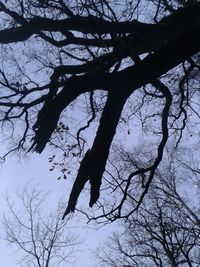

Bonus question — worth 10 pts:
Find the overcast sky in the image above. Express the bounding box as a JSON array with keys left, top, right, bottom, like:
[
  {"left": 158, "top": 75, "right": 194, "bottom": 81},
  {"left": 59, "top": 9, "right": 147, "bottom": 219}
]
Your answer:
[{"left": 0, "top": 150, "right": 118, "bottom": 267}]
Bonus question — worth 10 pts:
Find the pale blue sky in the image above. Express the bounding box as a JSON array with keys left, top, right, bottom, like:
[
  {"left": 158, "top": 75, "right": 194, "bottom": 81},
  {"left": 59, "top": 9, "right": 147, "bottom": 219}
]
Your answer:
[{"left": 0, "top": 151, "right": 117, "bottom": 267}]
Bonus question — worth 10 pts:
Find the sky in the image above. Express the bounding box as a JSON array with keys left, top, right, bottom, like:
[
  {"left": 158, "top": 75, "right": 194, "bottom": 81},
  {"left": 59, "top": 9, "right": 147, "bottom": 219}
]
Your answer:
[
  {"left": 0, "top": 150, "right": 118, "bottom": 267},
  {"left": 1, "top": 2, "right": 198, "bottom": 266}
]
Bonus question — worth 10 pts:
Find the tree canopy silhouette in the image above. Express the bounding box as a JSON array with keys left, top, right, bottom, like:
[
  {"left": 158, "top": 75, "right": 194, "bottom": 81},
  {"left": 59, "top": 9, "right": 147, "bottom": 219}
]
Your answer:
[
  {"left": 96, "top": 159, "right": 200, "bottom": 266},
  {"left": 0, "top": 0, "right": 200, "bottom": 218}
]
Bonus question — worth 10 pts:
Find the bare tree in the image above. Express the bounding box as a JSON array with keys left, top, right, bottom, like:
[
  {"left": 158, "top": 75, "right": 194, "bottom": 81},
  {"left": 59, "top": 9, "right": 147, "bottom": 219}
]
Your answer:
[
  {"left": 1, "top": 184, "right": 82, "bottom": 267},
  {"left": 96, "top": 158, "right": 200, "bottom": 266},
  {"left": 0, "top": 0, "right": 199, "bottom": 217}
]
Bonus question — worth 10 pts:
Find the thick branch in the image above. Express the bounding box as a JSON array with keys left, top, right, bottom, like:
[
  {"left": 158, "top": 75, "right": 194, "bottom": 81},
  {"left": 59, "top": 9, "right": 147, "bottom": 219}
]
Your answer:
[
  {"left": 63, "top": 89, "right": 130, "bottom": 217},
  {"left": 31, "top": 12, "right": 200, "bottom": 153},
  {"left": 0, "top": 15, "right": 152, "bottom": 43}
]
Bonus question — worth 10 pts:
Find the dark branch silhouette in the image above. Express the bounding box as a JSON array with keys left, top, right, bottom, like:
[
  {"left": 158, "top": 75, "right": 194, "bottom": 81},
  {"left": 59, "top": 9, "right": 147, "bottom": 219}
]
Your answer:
[{"left": 0, "top": 1, "right": 199, "bottom": 218}]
